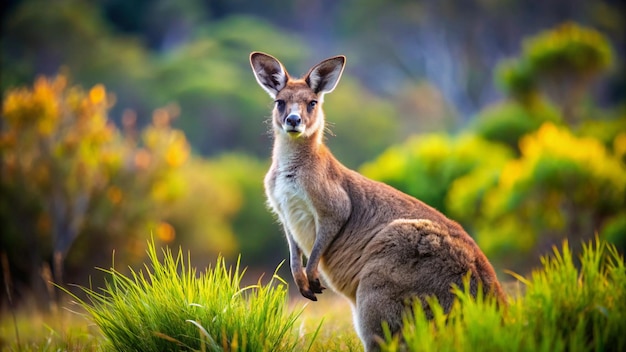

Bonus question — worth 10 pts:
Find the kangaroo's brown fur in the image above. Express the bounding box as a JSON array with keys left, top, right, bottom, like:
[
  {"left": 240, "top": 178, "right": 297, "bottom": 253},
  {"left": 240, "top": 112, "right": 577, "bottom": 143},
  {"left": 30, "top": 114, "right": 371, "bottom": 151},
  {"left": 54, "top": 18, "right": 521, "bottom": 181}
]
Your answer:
[{"left": 250, "top": 52, "right": 506, "bottom": 351}]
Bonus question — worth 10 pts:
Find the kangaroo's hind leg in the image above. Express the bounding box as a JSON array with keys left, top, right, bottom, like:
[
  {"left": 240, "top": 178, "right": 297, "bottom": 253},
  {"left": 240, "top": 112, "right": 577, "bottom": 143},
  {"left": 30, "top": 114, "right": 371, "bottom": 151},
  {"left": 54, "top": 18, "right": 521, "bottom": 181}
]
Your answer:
[
  {"left": 354, "top": 219, "right": 475, "bottom": 351},
  {"left": 354, "top": 273, "right": 409, "bottom": 352}
]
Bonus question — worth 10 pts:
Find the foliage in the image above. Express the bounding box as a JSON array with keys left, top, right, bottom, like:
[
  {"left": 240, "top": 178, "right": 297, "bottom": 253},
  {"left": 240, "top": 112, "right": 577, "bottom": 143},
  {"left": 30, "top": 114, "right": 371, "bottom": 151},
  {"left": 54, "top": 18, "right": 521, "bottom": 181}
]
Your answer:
[
  {"left": 471, "top": 99, "right": 561, "bottom": 152},
  {"left": 467, "top": 123, "right": 626, "bottom": 269},
  {"left": 2, "top": 74, "right": 118, "bottom": 281},
  {"left": 0, "top": 75, "right": 238, "bottom": 302},
  {"left": 324, "top": 79, "right": 401, "bottom": 168},
  {"left": 361, "top": 133, "right": 513, "bottom": 217},
  {"left": 577, "top": 113, "right": 626, "bottom": 149},
  {"left": 63, "top": 239, "right": 305, "bottom": 352},
  {"left": 381, "top": 238, "right": 626, "bottom": 352},
  {"left": 151, "top": 15, "right": 310, "bottom": 156},
  {"left": 496, "top": 23, "right": 614, "bottom": 123},
  {"left": 497, "top": 22, "right": 613, "bottom": 97},
  {"left": 524, "top": 22, "right": 613, "bottom": 76}
]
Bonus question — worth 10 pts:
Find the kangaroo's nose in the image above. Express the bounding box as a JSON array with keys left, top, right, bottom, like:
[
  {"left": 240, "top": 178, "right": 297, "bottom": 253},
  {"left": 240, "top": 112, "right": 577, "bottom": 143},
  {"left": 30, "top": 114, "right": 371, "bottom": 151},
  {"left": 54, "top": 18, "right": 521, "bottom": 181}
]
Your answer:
[{"left": 285, "top": 114, "right": 301, "bottom": 128}]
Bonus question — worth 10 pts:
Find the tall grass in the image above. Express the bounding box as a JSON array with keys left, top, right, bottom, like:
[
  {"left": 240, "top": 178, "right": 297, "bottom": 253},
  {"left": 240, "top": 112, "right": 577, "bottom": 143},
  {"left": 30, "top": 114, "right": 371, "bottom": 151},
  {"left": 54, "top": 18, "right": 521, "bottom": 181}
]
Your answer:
[
  {"left": 23, "top": 237, "right": 624, "bottom": 351},
  {"left": 380, "top": 238, "right": 626, "bottom": 352},
  {"left": 62, "top": 240, "right": 306, "bottom": 351}
]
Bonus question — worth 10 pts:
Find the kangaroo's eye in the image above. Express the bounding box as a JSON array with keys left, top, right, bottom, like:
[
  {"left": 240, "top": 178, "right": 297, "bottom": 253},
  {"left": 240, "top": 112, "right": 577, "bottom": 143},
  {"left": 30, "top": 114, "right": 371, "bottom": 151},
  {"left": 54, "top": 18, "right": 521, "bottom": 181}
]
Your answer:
[
  {"left": 275, "top": 100, "right": 286, "bottom": 111},
  {"left": 307, "top": 100, "right": 317, "bottom": 112}
]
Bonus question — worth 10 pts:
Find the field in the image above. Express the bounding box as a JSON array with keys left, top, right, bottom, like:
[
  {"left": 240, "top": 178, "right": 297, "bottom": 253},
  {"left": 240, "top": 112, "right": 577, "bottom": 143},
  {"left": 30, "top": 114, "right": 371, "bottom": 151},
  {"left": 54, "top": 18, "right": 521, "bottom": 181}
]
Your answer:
[{"left": 1, "top": 238, "right": 624, "bottom": 352}]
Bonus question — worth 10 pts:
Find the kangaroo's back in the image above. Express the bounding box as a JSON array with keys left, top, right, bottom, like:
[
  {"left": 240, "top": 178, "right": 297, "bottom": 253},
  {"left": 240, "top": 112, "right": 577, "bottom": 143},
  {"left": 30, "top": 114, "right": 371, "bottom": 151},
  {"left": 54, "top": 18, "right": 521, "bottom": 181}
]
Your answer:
[{"left": 250, "top": 52, "right": 505, "bottom": 352}]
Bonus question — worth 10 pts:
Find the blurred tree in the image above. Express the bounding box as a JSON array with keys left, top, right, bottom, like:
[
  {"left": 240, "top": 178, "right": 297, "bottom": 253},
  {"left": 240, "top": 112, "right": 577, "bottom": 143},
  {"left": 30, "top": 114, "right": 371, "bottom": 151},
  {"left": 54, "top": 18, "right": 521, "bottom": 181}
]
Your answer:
[
  {"left": 149, "top": 15, "right": 402, "bottom": 167},
  {"left": 471, "top": 99, "right": 561, "bottom": 153},
  {"left": 497, "top": 22, "right": 614, "bottom": 124},
  {"left": 334, "top": 0, "right": 624, "bottom": 121},
  {"left": 324, "top": 78, "right": 400, "bottom": 168},
  {"left": 0, "top": 75, "right": 192, "bottom": 307},
  {"left": 150, "top": 15, "right": 309, "bottom": 157},
  {"left": 2, "top": 75, "right": 118, "bottom": 291}
]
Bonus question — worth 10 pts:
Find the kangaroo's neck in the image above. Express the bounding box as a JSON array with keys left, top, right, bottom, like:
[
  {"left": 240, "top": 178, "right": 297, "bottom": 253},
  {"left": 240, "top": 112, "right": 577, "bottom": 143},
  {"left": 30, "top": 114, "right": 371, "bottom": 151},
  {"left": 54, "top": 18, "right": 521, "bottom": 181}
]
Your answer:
[{"left": 272, "top": 130, "right": 326, "bottom": 170}]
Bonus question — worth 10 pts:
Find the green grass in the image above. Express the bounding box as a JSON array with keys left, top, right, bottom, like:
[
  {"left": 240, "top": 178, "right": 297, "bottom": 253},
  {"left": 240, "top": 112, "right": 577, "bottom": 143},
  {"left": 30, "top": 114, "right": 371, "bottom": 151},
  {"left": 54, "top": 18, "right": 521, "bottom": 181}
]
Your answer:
[
  {"left": 2, "top": 237, "right": 624, "bottom": 351},
  {"left": 0, "top": 309, "right": 101, "bottom": 351},
  {"left": 60, "top": 240, "right": 309, "bottom": 352}
]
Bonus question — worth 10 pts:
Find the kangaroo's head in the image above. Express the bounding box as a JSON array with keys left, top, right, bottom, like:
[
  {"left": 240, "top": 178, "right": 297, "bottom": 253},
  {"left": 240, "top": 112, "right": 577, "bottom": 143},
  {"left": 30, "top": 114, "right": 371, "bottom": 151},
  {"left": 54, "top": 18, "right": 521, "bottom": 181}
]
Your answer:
[{"left": 250, "top": 52, "right": 345, "bottom": 141}]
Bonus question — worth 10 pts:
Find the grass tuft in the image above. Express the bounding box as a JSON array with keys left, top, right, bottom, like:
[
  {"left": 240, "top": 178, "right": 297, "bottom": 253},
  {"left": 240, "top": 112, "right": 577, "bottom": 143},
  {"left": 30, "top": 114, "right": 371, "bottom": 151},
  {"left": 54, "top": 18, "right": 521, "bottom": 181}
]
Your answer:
[
  {"left": 380, "top": 237, "right": 626, "bottom": 352},
  {"left": 61, "top": 239, "right": 305, "bottom": 352}
]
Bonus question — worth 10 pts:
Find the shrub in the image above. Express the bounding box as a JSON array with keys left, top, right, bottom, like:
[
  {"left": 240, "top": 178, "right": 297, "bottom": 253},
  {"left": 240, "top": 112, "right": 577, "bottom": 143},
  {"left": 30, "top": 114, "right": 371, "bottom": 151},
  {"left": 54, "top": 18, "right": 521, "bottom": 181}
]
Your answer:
[
  {"left": 495, "top": 22, "right": 614, "bottom": 124},
  {"left": 361, "top": 133, "right": 512, "bottom": 217},
  {"left": 471, "top": 99, "right": 561, "bottom": 152},
  {"left": 473, "top": 123, "right": 626, "bottom": 268}
]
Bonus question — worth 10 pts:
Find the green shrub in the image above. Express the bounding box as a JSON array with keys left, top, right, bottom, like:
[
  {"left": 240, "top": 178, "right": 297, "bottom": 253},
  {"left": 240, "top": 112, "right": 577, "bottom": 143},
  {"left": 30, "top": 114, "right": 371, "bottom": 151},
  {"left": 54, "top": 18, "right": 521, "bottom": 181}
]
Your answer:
[
  {"left": 495, "top": 22, "right": 614, "bottom": 124},
  {"left": 361, "top": 133, "right": 512, "bottom": 217},
  {"left": 473, "top": 123, "right": 626, "bottom": 268},
  {"left": 471, "top": 99, "right": 561, "bottom": 151},
  {"left": 63, "top": 240, "right": 306, "bottom": 351},
  {"left": 381, "top": 238, "right": 626, "bottom": 352}
]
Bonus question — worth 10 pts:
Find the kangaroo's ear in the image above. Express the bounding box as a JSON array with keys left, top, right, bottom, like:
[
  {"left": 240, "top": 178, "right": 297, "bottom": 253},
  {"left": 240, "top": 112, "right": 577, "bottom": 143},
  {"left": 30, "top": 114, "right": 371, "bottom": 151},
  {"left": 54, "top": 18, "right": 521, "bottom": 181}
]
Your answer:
[
  {"left": 250, "top": 52, "right": 289, "bottom": 99},
  {"left": 305, "top": 56, "right": 346, "bottom": 95}
]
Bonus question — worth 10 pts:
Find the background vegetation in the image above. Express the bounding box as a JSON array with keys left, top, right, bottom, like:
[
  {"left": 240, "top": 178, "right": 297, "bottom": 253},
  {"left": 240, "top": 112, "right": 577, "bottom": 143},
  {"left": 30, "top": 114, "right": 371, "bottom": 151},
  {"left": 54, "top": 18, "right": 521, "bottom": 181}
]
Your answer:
[{"left": 1, "top": 0, "right": 625, "bottom": 348}]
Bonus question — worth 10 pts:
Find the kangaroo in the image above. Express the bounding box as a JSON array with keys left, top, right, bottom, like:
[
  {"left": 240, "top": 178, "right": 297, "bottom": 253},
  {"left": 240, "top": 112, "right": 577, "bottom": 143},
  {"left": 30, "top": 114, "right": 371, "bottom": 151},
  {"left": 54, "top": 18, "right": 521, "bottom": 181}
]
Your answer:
[{"left": 250, "top": 52, "right": 506, "bottom": 351}]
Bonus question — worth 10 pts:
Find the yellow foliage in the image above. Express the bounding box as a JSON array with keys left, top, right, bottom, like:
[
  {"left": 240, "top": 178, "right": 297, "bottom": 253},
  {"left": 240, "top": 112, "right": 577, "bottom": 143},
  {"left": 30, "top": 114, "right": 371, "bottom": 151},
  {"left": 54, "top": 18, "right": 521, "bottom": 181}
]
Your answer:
[
  {"left": 2, "top": 76, "right": 65, "bottom": 136},
  {"left": 89, "top": 84, "right": 106, "bottom": 105},
  {"left": 359, "top": 145, "right": 407, "bottom": 182},
  {"left": 477, "top": 121, "right": 626, "bottom": 266},
  {"left": 524, "top": 21, "right": 613, "bottom": 72},
  {"left": 134, "top": 149, "right": 152, "bottom": 170},
  {"left": 501, "top": 122, "right": 626, "bottom": 195},
  {"left": 165, "top": 131, "right": 190, "bottom": 167},
  {"left": 156, "top": 221, "right": 176, "bottom": 243},
  {"left": 614, "top": 132, "right": 626, "bottom": 160}
]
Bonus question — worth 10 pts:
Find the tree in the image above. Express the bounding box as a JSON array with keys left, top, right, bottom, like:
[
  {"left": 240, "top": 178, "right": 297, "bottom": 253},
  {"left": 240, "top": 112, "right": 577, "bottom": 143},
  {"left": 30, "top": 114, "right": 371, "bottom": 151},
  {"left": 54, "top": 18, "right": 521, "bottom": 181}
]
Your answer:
[
  {"left": 0, "top": 74, "right": 191, "bottom": 306},
  {"left": 496, "top": 22, "right": 614, "bottom": 124}
]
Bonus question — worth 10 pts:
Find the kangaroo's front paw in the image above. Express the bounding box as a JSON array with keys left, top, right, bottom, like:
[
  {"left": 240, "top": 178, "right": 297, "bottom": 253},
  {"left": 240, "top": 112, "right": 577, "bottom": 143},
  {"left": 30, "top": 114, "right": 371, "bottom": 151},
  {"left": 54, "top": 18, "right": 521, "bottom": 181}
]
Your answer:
[
  {"left": 293, "top": 270, "right": 318, "bottom": 301},
  {"left": 309, "top": 277, "right": 326, "bottom": 294},
  {"left": 299, "top": 287, "right": 318, "bottom": 301}
]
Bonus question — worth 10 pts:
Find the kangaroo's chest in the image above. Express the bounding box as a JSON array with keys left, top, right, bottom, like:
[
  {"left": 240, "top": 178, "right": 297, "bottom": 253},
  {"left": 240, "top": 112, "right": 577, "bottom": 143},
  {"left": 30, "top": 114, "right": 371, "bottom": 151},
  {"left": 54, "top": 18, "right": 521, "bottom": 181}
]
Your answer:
[{"left": 267, "top": 171, "right": 317, "bottom": 255}]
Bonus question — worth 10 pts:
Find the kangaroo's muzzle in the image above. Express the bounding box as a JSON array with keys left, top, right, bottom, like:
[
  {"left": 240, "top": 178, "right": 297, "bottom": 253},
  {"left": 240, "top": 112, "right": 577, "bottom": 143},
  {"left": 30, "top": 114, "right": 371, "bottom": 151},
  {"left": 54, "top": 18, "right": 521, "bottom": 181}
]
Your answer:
[{"left": 284, "top": 113, "right": 304, "bottom": 134}]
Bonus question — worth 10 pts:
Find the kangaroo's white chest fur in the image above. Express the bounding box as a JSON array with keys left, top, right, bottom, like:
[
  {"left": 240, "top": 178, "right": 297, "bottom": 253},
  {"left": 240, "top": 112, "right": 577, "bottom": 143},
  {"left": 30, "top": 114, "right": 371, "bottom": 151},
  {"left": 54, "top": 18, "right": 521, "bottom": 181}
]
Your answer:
[{"left": 267, "top": 162, "right": 317, "bottom": 256}]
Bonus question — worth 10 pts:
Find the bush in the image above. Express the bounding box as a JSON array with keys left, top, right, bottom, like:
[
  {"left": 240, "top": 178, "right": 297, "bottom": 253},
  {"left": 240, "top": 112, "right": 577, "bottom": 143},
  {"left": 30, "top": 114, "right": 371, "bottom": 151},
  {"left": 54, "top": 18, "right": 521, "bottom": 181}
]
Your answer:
[
  {"left": 471, "top": 123, "right": 626, "bottom": 269},
  {"left": 361, "top": 133, "right": 512, "bottom": 217},
  {"left": 471, "top": 99, "right": 561, "bottom": 152},
  {"left": 495, "top": 22, "right": 614, "bottom": 124}
]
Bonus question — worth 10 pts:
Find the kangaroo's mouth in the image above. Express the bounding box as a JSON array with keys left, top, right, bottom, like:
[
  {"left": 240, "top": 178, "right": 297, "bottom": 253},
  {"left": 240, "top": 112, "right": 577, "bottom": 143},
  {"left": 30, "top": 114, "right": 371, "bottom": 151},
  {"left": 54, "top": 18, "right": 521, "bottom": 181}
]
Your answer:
[{"left": 284, "top": 125, "right": 305, "bottom": 136}]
